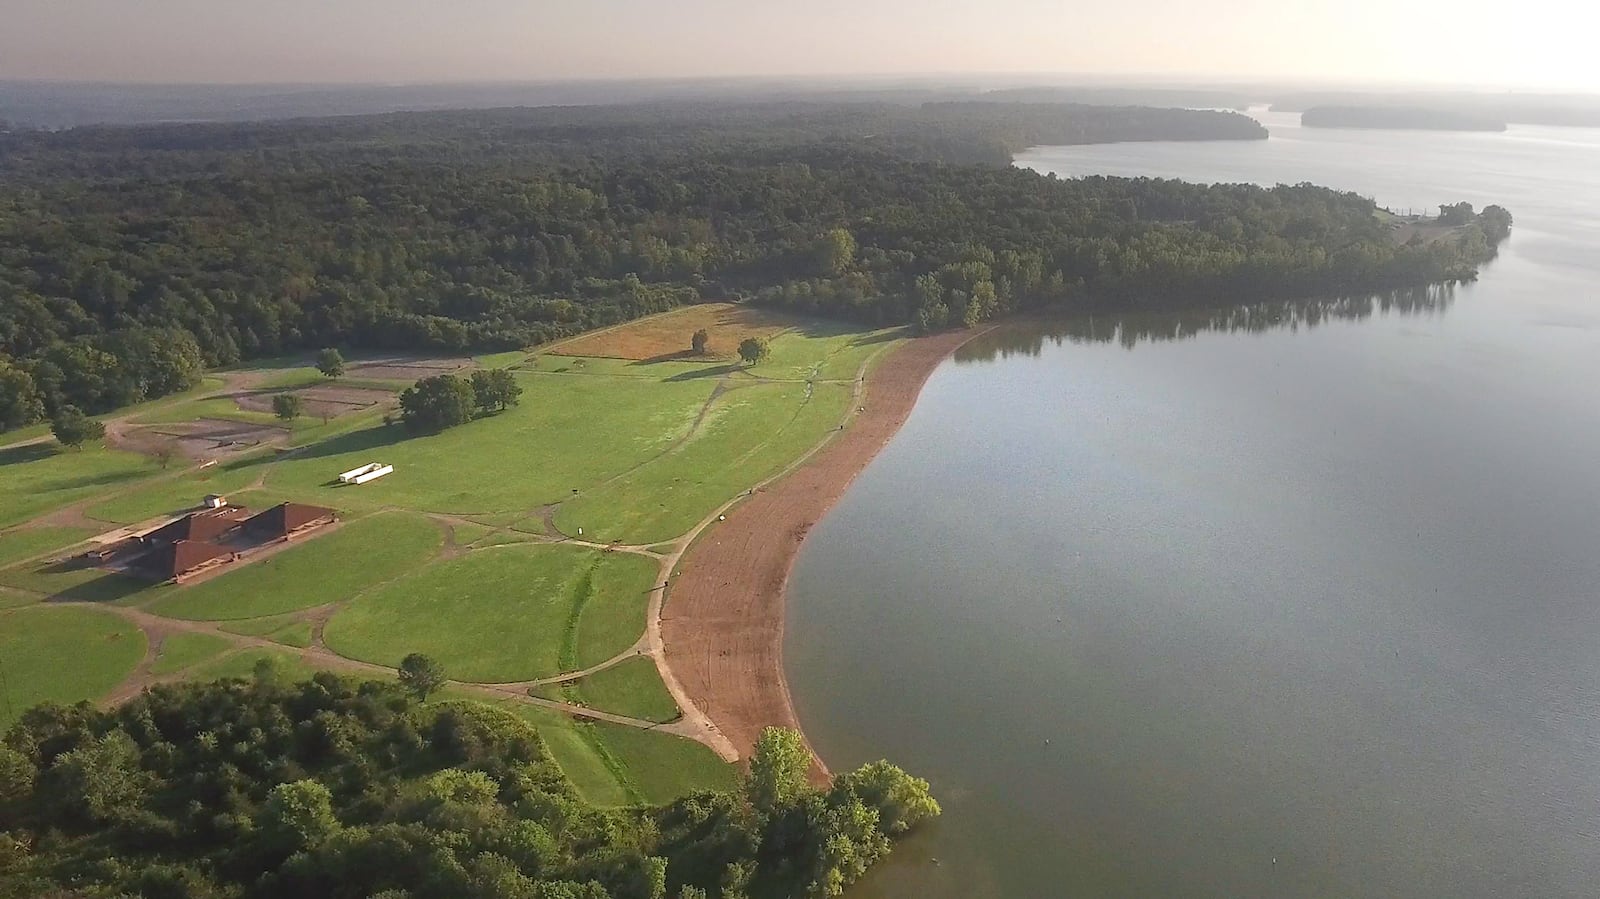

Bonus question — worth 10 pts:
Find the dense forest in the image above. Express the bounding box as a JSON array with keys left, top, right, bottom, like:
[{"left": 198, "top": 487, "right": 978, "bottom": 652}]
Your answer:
[
  {"left": 0, "top": 100, "right": 1508, "bottom": 430},
  {"left": 0, "top": 673, "right": 938, "bottom": 899}
]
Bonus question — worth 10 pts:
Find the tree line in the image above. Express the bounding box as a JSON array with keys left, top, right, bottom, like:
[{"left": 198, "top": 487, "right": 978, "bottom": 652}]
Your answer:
[
  {"left": 0, "top": 672, "right": 938, "bottom": 898},
  {"left": 0, "top": 101, "right": 1507, "bottom": 432}
]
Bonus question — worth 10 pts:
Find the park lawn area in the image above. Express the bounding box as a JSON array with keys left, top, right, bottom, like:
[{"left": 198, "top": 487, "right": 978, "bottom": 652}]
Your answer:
[
  {"left": 0, "top": 441, "right": 157, "bottom": 529},
  {"left": 592, "top": 721, "right": 738, "bottom": 805},
  {"left": 474, "top": 350, "right": 529, "bottom": 369},
  {"left": 185, "top": 646, "right": 325, "bottom": 684},
  {"left": 473, "top": 531, "right": 535, "bottom": 548},
  {"left": 556, "top": 380, "right": 853, "bottom": 544},
  {"left": 450, "top": 521, "right": 493, "bottom": 546},
  {"left": 441, "top": 696, "right": 632, "bottom": 806},
  {"left": 0, "top": 558, "right": 149, "bottom": 604},
  {"left": 144, "top": 512, "right": 442, "bottom": 620},
  {"left": 0, "top": 588, "right": 37, "bottom": 610},
  {"left": 149, "top": 632, "right": 235, "bottom": 675},
  {"left": 263, "top": 372, "right": 716, "bottom": 515},
  {"left": 86, "top": 463, "right": 263, "bottom": 524},
  {"left": 550, "top": 303, "right": 794, "bottom": 362},
  {"left": 0, "top": 606, "right": 146, "bottom": 730},
  {"left": 575, "top": 656, "right": 679, "bottom": 723},
  {"left": 525, "top": 353, "right": 721, "bottom": 381},
  {"left": 0, "top": 526, "right": 95, "bottom": 568},
  {"left": 219, "top": 614, "right": 314, "bottom": 647},
  {"left": 324, "top": 543, "right": 656, "bottom": 683},
  {"left": 571, "top": 551, "right": 660, "bottom": 669}
]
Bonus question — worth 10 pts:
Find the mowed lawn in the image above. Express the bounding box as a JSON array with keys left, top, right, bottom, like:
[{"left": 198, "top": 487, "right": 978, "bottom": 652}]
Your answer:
[
  {"left": 0, "top": 442, "right": 156, "bottom": 529},
  {"left": 0, "top": 606, "right": 146, "bottom": 729},
  {"left": 556, "top": 380, "right": 853, "bottom": 544},
  {"left": 145, "top": 512, "right": 442, "bottom": 620},
  {"left": 87, "top": 463, "right": 263, "bottom": 524},
  {"left": 324, "top": 543, "right": 658, "bottom": 683},
  {"left": 263, "top": 373, "right": 715, "bottom": 515},
  {"left": 149, "top": 632, "right": 235, "bottom": 675},
  {"left": 0, "top": 526, "right": 95, "bottom": 569},
  {"left": 575, "top": 656, "right": 679, "bottom": 723}
]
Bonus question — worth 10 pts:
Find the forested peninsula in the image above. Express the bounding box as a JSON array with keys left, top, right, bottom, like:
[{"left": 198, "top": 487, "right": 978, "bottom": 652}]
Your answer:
[{"left": 0, "top": 100, "right": 1506, "bottom": 433}]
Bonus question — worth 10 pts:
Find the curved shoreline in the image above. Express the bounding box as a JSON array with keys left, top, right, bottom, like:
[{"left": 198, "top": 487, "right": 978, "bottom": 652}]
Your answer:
[{"left": 660, "top": 327, "right": 983, "bottom": 779}]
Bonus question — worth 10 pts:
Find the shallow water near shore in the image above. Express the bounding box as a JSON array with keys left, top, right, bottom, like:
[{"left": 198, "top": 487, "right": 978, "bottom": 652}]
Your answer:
[{"left": 785, "top": 111, "right": 1600, "bottom": 896}]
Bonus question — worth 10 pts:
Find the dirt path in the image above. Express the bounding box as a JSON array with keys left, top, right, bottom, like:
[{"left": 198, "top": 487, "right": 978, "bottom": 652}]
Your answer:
[{"left": 659, "top": 328, "right": 984, "bottom": 778}]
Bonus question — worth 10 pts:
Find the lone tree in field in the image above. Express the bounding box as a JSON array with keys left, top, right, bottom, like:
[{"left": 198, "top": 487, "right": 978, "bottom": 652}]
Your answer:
[
  {"left": 470, "top": 368, "right": 522, "bottom": 415},
  {"left": 151, "top": 439, "right": 180, "bottom": 470},
  {"left": 737, "top": 336, "right": 771, "bottom": 366},
  {"left": 691, "top": 328, "right": 710, "bottom": 355},
  {"left": 398, "top": 374, "right": 475, "bottom": 433},
  {"left": 398, "top": 653, "right": 446, "bottom": 701},
  {"left": 51, "top": 405, "right": 105, "bottom": 450},
  {"left": 316, "top": 348, "right": 345, "bottom": 379},
  {"left": 272, "top": 393, "right": 304, "bottom": 422}
]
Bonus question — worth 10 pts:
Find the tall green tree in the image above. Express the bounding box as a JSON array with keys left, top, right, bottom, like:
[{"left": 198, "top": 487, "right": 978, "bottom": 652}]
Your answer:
[
  {"left": 398, "top": 652, "right": 447, "bottom": 700},
  {"left": 744, "top": 726, "right": 812, "bottom": 814},
  {"left": 317, "top": 348, "right": 346, "bottom": 379},
  {"left": 737, "top": 337, "right": 771, "bottom": 367},
  {"left": 817, "top": 228, "right": 857, "bottom": 276},
  {"left": 0, "top": 361, "right": 44, "bottom": 431},
  {"left": 272, "top": 393, "right": 304, "bottom": 421},
  {"left": 470, "top": 368, "right": 522, "bottom": 414},
  {"left": 398, "top": 375, "right": 475, "bottom": 433},
  {"left": 50, "top": 405, "right": 105, "bottom": 449},
  {"left": 260, "top": 780, "right": 341, "bottom": 851},
  {"left": 691, "top": 328, "right": 710, "bottom": 355}
]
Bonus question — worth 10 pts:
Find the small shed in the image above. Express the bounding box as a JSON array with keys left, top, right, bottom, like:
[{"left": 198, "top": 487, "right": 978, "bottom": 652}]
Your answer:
[{"left": 202, "top": 494, "right": 228, "bottom": 509}]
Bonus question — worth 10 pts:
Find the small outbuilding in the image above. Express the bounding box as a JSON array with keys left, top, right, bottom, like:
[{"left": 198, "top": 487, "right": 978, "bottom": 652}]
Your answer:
[{"left": 202, "top": 494, "right": 228, "bottom": 509}]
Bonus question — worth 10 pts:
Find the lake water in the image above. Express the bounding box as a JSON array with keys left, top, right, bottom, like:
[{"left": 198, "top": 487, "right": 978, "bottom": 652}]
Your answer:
[{"left": 785, "top": 110, "right": 1600, "bottom": 896}]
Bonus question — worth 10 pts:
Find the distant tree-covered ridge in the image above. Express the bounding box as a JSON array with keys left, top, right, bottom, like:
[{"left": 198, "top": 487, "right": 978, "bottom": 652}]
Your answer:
[
  {"left": 0, "top": 101, "right": 1507, "bottom": 430},
  {"left": 0, "top": 674, "right": 938, "bottom": 898},
  {"left": 1301, "top": 105, "right": 1508, "bottom": 132}
]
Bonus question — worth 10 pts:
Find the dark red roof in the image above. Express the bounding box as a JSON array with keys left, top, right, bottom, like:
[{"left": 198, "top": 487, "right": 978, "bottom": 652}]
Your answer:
[
  {"left": 143, "top": 539, "right": 232, "bottom": 580},
  {"left": 243, "top": 503, "right": 335, "bottom": 538},
  {"left": 142, "top": 508, "right": 249, "bottom": 545}
]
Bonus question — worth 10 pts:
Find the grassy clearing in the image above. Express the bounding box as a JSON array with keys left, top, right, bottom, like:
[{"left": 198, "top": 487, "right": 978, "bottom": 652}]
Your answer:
[
  {"left": 574, "top": 656, "right": 679, "bottom": 723},
  {"left": 572, "top": 551, "right": 659, "bottom": 669},
  {"left": 325, "top": 543, "right": 655, "bottom": 683},
  {"left": 145, "top": 512, "right": 442, "bottom": 620},
  {"left": 0, "top": 442, "right": 156, "bottom": 529},
  {"left": 186, "top": 647, "right": 325, "bottom": 684},
  {"left": 149, "top": 632, "right": 235, "bottom": 675},
  {"left": 264, "top": 373, "right": 715, "bottom": 515},
  {"left": 474, "top": 350, "right": 528, "bottom": 369},
  {"left": 556, "top": 381, "right": 853, "bottom": 544},
  {"left": 526, "top": 354, "right": 717, "bottom": 381},
  {"left": 474, "top": 531, "right": 534, "bottom": 548},
  {"left": 593, "top": 722, "right": 738, "bottom": 804},
  {"left": 86, "top": 463, "right": 263, "bottom": 525},
  {"left": 449, "top": 521, "right": 493, "bottom": 546},
  {"left": 0, "top": 606, "right": 146, "bottom": 729},
  {"left": 0, "top": 588, "right": 37, "bottom": 610},
  {"left": 0, "top": 558, "right": 149, "bottom": 603},
  {"left": 549, "top": 303, "right": 793, "bottom": 361},
  {"left": 219, "top": 614, "right": 314, "bottom": 647},
  {"left": 762, "top": 325, "right": 903, "bottom": 382},
  {"left": 0, "top": 527, "right": 95, "bottom": 568}
]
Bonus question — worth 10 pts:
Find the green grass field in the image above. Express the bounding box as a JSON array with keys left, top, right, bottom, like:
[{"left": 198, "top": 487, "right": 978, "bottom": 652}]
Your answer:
[
  {"left": 0, "top": 526, "right": 95, "bottom": 568},
  {"left": 555, "top": 380, "right": 853, "bottom": 544},
  {"left": 0, "top": 606, "right": 146, "bottom": 729},
  {"left": 574, "top": 656, "right": 679, "bottom": 723},
  {"left": 0, "top": 442, "right": 157, "bottom": 529},
  {"left": 0, "top": 308, "right": 888, "bottom": 802},
  {"left": 149, "top": 632, "right": 235, "bottom": 675},
  {"left": 146, "top": 512, "right": 442, "bottom": 620},
  {"left": 264, "top": 373, "right": 716, "bottom": 515},
  {"left": 324, "top": 543, "right": 657, "bottom": 682}
]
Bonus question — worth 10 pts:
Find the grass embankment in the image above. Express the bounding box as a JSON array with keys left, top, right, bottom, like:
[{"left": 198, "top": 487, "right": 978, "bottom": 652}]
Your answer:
[
  {"left": 0, "top": 527, "right": 96, "bottom": 569},
  {"left": 0, "top": 442, "right": 155, "bottom": 529},
  {"left": 149, "top": 632, "right": 235, "bottom": 675}
]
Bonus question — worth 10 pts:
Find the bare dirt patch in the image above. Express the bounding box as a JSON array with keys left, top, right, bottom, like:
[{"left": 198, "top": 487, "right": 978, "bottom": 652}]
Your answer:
[
  {"left": 345, "top": 356, "right": 472, "bottom": 382},
  {"left": 139, "top": 418, "right": 290, "bottom": 459},
  {"left": 235, "top": 385, "right": 394, "bottom": 420},
  {"left": 551, "top": 304, "right": 792, "bottom": 361},
  {"left": 660, "top": 328, "right": 978, "bottom": 777}
]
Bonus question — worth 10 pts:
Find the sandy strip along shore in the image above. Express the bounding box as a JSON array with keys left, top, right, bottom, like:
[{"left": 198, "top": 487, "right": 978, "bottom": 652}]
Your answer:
[{"left": 660, "top": 328, "right": 981, "bottom": 781}]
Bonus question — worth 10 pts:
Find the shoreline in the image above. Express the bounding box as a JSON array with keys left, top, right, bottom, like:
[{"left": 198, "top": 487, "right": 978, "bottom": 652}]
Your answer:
[{"left": 660, "top": 327, "right": 983, "bottom": 779}]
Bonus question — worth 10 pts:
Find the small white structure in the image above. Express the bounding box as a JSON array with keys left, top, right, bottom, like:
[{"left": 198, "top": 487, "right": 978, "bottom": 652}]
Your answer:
[
  {"left": 201, "top": 494, "right": 228, "bottom": 509},
  {"left": 338, "top": 462, "right": 394, "bottom": 485}
]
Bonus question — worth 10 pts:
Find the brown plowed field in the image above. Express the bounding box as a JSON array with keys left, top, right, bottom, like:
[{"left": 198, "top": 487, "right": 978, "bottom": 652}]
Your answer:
[
  {"left": 550, "top": 303, "right": 791, "bottom": 361},
  {"left": 660, "top": 329, "right": 976, "bottom": 778}
]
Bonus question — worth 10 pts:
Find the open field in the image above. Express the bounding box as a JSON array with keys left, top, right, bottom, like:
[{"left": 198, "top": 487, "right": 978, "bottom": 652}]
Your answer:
[
  {"left": 0, "top": 305, "right": 910, "bottom": 800},
  {"left": 149, "top": 632, "right": 235, "bottom": 675},
  {"left": 146, "top": 512, "right": 442, "bottom": 620},
  {"left": 574, "top": 656, "right": 680, "bottom": 723},
  {"left": 324, "top": 543, "right": 656, "bottom": 682},
  {"left": 548, "top": 303, "right": 793, "bottom": 361},
  {"left": 0, "top": 606, "right": 146, "bottom": 729},
  {"left": 0, "top": 526, "right": 96, "bottom": 568}
]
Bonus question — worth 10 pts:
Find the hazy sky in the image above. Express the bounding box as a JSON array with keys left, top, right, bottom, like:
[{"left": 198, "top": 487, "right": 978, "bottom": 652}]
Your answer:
[{"left": 5, "top": 0, "right": 1597, "bottom": 90}]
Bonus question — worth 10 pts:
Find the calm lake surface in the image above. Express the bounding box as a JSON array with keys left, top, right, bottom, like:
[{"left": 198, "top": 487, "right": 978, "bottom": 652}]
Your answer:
[{"left": 785, "top": 111, "right": 1600, "bottom": 897}]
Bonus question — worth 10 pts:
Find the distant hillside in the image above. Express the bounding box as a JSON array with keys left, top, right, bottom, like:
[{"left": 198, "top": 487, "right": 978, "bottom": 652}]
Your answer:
[
  {"left": 1301, "top": 105, "right": 1507, "bottom": 132},
  {"left": 1275, "top": 91, "right": 1600, "bottom": 128}
]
